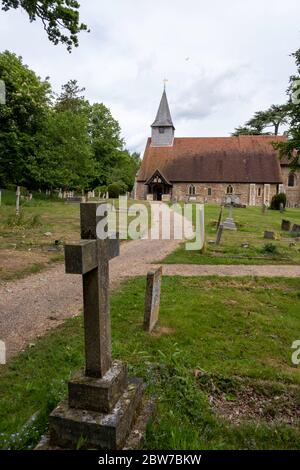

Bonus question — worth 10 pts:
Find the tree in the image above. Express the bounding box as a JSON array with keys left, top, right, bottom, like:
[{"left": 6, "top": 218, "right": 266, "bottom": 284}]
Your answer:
[
  {"left": 30, "top": 80, "right": 94, "bottom": 190},
  {"left": 246, "top": 105, "right": 289, "bottom": 135},
  {"left": 232, "top": 104, "right": 289, "bottom": 136},
  {"left": 31, "top": 108, "right": 94, "bottom": 190},
  {"left": 55, "top": 79, "right": 88, "bottom": 113},
  {"left": 1, "top": 0, "right": 88, "bottom": 51},
  {"left": 0, "top": 51, "right": 51, "bottom": 188},
  {"left": 107, "top": 150, "right": 140, "bottom": 191},
  {"left": 232, "top": 125, "right": 263, "bottom": 136},
  {"left": 89, "top": 103, "right": 124, "bottom": 187},
  {"left": 274, "top": 49, "right": 300, "bottom": 168}
]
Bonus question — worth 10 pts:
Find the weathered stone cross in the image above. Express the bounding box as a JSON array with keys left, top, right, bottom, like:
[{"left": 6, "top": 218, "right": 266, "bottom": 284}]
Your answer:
[
  {"left": 46, "top": 202, "right": 145, "bottom": 450},
  {"left": 64, "top": 203, "right": 119, "bottom": 378}
]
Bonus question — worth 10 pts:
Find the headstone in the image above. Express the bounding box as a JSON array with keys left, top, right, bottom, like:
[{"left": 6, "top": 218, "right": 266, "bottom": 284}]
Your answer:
[
  {"left": 281, "top": 220, "right": 291, "bottom": 231},
  {"left": 46, "top": 203, "right": 145, "bottom": 450},
  {"left": 0, "top": 340, "right": 6, "bottom": 365},
  {"left": 262, "top": 203, "right": 267, "bottom": 214},
  {"left": 279, "top": 202, "right": 284, "bottom": 213},
  {"left": 16, "top": 186, "right": 20, "bottom": 216},
  {"left": 223, "top": 205, "right": 237, "bottom": 231},
  {"left": 264, "top": 231, "right": 275, "bottom": 240},
  {"left": 292, "top": 224, "right": 300, "bottom": 233},
  {"left": 215, "top": 223, "right": 224, "bottom": 245},
  {"left": 144, "top": 267, "right": 162, "bottom": 332}
]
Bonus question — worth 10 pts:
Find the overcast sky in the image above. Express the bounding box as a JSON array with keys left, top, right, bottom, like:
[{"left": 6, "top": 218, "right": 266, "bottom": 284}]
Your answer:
[{"left": 0, "top": 0, "right": 299, "bottom": 153}]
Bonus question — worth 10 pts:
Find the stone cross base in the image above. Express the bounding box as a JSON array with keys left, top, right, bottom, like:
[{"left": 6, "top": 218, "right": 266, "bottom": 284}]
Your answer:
[
  {"left": 223, "top": 217, "right": 237, "bottom": 231},
  {"left": 43, "top": 362, "right": 145, "bottom": 450}
]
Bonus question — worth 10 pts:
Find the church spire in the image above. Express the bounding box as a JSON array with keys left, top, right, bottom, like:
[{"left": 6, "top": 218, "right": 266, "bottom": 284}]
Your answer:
[
  {"left": 151, "top": 88, "right": 175, "bottom": 129},
  {"left": 151, "top": 88, "right": 175, "bottom": 147}
]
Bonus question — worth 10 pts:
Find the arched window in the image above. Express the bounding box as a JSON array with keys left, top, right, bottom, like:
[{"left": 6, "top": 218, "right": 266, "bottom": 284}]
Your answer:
[
  {"left": 226, "top": 185, "right": 233, "bottom": 194},
  {"left": 257, "top": 187, "right": 262, "bottom": 197},
  {"left": 189, "top": 184, "right": 196, "bottom": 196},
  {"left": 288, "top": 173, "right": 296, "bottom": 187}
]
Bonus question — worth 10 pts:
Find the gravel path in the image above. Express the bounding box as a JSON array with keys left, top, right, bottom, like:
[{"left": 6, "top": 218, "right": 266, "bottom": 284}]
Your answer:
[{"left": 1, "top": 205, "right": 299, "bottom": 360}]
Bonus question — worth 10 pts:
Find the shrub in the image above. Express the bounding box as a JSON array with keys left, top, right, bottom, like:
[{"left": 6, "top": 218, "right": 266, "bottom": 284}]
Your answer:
[
  {"left": 107, "top": 182, "right": 127, "bottom": 198},
  {"left": 261, "top": 243, "right": 278, "bottom": 254},
  {"left": 270, "top": 192, "right": 286, "bottom": 210}
]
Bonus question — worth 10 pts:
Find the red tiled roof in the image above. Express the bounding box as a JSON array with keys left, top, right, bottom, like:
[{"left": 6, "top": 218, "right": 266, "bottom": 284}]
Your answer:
[{"left": 137, "top": 135, "right": 286, "bottom": 184}]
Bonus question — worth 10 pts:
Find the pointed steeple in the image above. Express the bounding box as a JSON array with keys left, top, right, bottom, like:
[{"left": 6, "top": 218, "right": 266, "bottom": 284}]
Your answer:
[
  {"left": 151, "top": 88, "right": 175, "bottom": 147},
  {"left": 151, "top": 89, "right": 175, "bottom": 129}
]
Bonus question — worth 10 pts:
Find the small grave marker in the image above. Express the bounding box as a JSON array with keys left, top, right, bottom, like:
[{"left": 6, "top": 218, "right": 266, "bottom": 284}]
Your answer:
[
  {"left": 281, "top": 220, "right": 291, "bottom": 231},
  {"left": 264, "top": 231, "right": 275, "bottom": 240},
  {"left": 0, "top": 340, "right": 6, "bottom": 365},
  {"left": 144, "top": 267, "right": 162, "bottom": 332}
]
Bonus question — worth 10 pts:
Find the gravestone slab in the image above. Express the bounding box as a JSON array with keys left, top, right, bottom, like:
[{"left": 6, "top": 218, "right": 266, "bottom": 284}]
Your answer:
[
  {"left": 292, "top": 224, "right": 300, "bottom": 233},
  {"left": 144, "top": 266, "right": 162, "bottom": 332},
  {"left": 281, "top": 220, "right": 291, "bottom": 231},
  {"left": 264, "top": 231, "right": 276, "bottom": 240}
]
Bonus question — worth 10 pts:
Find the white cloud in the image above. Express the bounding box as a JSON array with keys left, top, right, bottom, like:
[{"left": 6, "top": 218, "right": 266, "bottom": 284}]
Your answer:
[{"left": 0, "top": 0, "right": 299, "bottom": 151}]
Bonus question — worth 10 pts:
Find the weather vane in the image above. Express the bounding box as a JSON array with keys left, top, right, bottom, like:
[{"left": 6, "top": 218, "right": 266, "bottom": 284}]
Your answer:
[{"left": 163, "top": 78, "right": 168, "bottom": 90}]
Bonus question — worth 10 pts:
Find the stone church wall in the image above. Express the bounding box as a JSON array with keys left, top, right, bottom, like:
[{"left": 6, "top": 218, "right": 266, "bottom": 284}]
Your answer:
[
  {"left": 135, "top": 181, "right": 279, "bottom": 206},
  {"left": 280, "top": 166, "right": 300, "bottom": 207}
]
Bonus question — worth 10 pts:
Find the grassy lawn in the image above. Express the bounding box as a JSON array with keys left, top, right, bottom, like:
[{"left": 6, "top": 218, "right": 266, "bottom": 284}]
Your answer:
[
  {"left": 0, "top": 276, "right": 299, "bottom": 450},
  {"left": 163, "top": 204, "right": 300, "bottom": 265},
  {"left": 0, "top": 191, "right": 149, "bottom": 281}
]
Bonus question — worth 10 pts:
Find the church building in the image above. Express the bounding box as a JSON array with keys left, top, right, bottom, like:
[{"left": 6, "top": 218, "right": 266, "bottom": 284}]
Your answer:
[{"left": 135, "top": 89, "right": 300, "bottom": 207}]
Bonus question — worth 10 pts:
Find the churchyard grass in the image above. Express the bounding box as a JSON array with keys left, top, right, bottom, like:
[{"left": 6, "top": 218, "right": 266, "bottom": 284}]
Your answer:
[
  {"left": 0, "top": 191, "right": 149, "bottom": 280},
  {"left": 1, "top": 276, "right": 299, "bottom": 449},
  {"left": 163, "top": 204, "right": 300, "bottom": 265}
]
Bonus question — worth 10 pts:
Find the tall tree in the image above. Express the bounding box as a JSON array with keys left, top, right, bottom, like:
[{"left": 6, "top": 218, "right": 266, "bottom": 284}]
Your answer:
[
  {"left": 107, "top": 150, "right": 140, "bottom": 191},
  {"left": 232, "top": 104, "right": 289, "bottom": 136},
  {"left": 0, "top": 51, "right": 51, "bottom": 187},
  {"left": 31, "top": 108, "right": 94, "bottom": 190},
  {"left": 246, "top": 105, "right": 289, "bottom": 135},
  {"left": 55, "top": 79, "right": 88, "bottom": 113},
  {"left": 89, "top": 103, "right": 124, "bottom": 186},
  {"left": 1, "top": 0, "right": 88, "bottom": 51},
  {"left": 274, "top": 49, "right": 300, "bottom": 168}
]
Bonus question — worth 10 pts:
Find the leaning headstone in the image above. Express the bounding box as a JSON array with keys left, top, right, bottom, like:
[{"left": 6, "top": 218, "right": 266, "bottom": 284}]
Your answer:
[
  {"left": 281, "top": 220, "right": 291, "bottom": 231},
  {"left": 264, "top": 231, "right": 275, "bottom": 240},
  {"left": 144, "top": 267, "right": 162, "bottom": 332},
  {"left": 44, "top": 203, "right": 145, "bottom": 450},
  {"left": 217, "top": 205, "right": 224, "bottom": 230},
  {"left": 215, "top": 223, "right": 224, "bottom": 245}
]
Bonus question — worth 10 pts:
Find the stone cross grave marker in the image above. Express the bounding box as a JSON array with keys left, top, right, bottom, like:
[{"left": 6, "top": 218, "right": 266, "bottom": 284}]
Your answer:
[
  {"left": 144, "top": 266, "right": 162, "bottom": 332},
  {"left": 223, "top": 203, "right": 237, "bottom": 231},
  {"left": 47, "top": 203, "right": 145, "bottom": 450}
]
